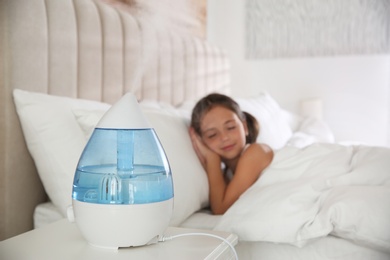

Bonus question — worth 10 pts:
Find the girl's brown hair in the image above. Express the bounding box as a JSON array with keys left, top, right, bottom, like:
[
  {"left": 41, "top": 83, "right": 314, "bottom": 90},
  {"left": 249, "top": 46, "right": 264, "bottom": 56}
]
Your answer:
[{"left": 190, "top": 93, "right": 259, "bottom": 144}]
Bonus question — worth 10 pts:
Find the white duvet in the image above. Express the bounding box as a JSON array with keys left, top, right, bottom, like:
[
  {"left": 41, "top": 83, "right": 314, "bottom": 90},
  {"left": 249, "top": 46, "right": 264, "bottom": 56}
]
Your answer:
[{"left": 214, "top": 143, "right": 390, "bottom": 252}]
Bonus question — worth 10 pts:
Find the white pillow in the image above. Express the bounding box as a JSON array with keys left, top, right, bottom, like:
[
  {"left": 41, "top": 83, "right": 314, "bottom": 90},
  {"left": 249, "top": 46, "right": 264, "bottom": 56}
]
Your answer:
[
  {"left": 73, "top": 101, "right": 210, "bottom": 226},
  {"left": 72, "top": 109, "right": 106, "bottom": 140},
  {"left": 13, "top": 89, "right": 111, "bottom": 216},
  {"left": 287, "top": 117, "right": 335, "bottom": 148},
  {"left": 236, "top": 92, "right": 293, "bottom": 150},
  {"left": 14, "top": 89, "right": 209, "bottom": 225}
]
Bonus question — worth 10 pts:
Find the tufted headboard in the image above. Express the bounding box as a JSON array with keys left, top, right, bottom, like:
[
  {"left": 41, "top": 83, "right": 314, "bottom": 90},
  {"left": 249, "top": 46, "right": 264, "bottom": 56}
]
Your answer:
[{"left": 0, "top": 0, "right": 230, "bottom": 240}]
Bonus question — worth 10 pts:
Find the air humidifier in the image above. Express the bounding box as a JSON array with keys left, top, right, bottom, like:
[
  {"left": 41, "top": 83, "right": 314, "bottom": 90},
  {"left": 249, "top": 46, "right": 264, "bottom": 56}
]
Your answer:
[{"left": 67, "top": 93, "right": 174, "bottom": 249}]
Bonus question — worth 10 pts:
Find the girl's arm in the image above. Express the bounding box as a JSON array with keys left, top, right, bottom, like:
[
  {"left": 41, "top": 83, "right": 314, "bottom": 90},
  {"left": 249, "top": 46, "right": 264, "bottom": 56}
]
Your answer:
[{"left": 216, "top": 143, "right": 273, "bottom": 214}]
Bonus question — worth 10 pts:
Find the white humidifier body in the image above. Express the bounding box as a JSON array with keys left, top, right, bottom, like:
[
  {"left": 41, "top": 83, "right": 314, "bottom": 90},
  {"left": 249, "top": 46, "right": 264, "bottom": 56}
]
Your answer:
[{"left": 69, "top": 93, "right": 174, "bottom": 249}]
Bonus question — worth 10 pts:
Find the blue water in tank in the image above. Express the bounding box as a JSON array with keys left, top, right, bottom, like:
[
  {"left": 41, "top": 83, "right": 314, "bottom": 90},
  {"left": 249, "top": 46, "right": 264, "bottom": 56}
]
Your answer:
[{"left": 72, "top": 128, "right": 174, "bottom": 205}]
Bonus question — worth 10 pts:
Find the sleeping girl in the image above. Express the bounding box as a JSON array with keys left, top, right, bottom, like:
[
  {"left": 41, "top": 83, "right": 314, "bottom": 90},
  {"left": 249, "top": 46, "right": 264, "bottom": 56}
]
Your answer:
[{"left": 189, "top": 93, "right": 274, "bottom": 214}]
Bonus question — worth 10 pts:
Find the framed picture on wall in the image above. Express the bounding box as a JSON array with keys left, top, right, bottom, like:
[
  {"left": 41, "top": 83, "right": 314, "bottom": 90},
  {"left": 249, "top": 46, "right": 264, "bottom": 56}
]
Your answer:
[{"left": 245, "top": 0, "right": 390, "bottom": 59}]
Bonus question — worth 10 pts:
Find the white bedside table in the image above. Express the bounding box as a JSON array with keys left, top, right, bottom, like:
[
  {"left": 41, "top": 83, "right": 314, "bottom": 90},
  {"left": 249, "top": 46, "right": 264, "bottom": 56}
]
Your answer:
[{"left": 0, "top": 219, "right": 238, "bottom": 260}]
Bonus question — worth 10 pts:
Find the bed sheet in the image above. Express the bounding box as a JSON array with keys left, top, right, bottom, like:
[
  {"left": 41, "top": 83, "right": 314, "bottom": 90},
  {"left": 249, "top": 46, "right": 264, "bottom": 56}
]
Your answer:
[{"left": 33, "top": 202, "right": 63, "bottom": 229}]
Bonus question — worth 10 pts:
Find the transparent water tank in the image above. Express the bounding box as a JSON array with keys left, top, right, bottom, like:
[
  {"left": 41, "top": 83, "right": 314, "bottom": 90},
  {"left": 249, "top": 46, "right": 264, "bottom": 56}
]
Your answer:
[{"left": 73, "top": 128, "right": 173, "bottom": 205}]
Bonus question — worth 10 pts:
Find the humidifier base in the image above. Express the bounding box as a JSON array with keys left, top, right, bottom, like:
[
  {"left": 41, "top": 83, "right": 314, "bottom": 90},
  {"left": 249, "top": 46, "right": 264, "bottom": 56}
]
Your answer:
[{"left": 68, "top": 198, "right": 173, "bottom": 249}]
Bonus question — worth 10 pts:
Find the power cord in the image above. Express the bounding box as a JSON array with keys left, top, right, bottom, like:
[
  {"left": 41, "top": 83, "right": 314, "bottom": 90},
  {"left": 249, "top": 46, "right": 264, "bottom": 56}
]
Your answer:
[{"left": 159, "top": 232, "right": 238, "bottom": 260}]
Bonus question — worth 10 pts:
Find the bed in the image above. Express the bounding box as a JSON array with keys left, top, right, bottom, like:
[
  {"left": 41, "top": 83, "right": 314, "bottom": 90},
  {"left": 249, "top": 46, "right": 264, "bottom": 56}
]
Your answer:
[{"left": 1, "top": 0, "right": 390, "bottom": 259}]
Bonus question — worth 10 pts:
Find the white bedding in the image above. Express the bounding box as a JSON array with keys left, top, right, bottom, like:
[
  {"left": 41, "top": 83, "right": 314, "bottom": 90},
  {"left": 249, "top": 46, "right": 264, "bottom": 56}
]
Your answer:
[
  {"left": 26, "top": 89, "right": 336, "bottom": 229},
  {"left": 213, "top": 143, "right": 390, "bottom": 253},
  {"left": 33, "top": 202, "right": 63, "bottom": 229}
]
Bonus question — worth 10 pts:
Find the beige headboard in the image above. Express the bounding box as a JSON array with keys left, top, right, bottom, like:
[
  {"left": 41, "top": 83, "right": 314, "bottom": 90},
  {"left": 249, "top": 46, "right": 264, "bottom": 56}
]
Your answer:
[{"left": 0, "top": 0, "right": 230, "bottom": 240}]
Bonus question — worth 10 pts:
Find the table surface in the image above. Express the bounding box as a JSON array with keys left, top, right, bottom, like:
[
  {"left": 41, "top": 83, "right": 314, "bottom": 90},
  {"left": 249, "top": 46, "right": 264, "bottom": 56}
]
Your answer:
[{"left": 0, "top": 219, "right": 238, "bottom": 260}]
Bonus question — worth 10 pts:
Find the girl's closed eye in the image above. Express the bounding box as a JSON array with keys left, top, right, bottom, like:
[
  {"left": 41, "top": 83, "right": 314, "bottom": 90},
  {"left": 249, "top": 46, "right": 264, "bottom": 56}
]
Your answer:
[
  {"left": 226, "top": 122, "right": 237, "bottom": 131},
  {"left": 204, "top": 131, "right": 217, "bottom": 139}
]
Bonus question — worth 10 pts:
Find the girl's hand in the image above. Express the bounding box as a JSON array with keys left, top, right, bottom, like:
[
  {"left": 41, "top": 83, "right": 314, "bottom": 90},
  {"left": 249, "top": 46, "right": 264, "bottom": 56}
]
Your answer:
[{"left": 189, "top": 127, "right": 220, "bottom": 169}]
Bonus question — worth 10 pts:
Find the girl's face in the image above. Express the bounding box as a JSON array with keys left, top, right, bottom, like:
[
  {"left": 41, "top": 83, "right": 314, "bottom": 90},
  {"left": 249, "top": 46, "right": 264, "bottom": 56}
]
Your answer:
[{"left": 200, "top": 106, "right": 248, "bottom": 160}]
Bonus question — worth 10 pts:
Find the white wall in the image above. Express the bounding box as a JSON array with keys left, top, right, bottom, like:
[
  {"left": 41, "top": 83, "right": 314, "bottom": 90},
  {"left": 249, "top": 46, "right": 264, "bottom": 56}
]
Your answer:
[{"left": 207, "top": 0, "right": 390, "bottom": 147}]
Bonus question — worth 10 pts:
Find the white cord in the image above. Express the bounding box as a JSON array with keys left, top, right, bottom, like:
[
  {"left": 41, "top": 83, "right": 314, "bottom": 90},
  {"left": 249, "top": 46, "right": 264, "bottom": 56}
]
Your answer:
[{"left": 159, "top": 232, "right": 239, "bottom": 260}]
